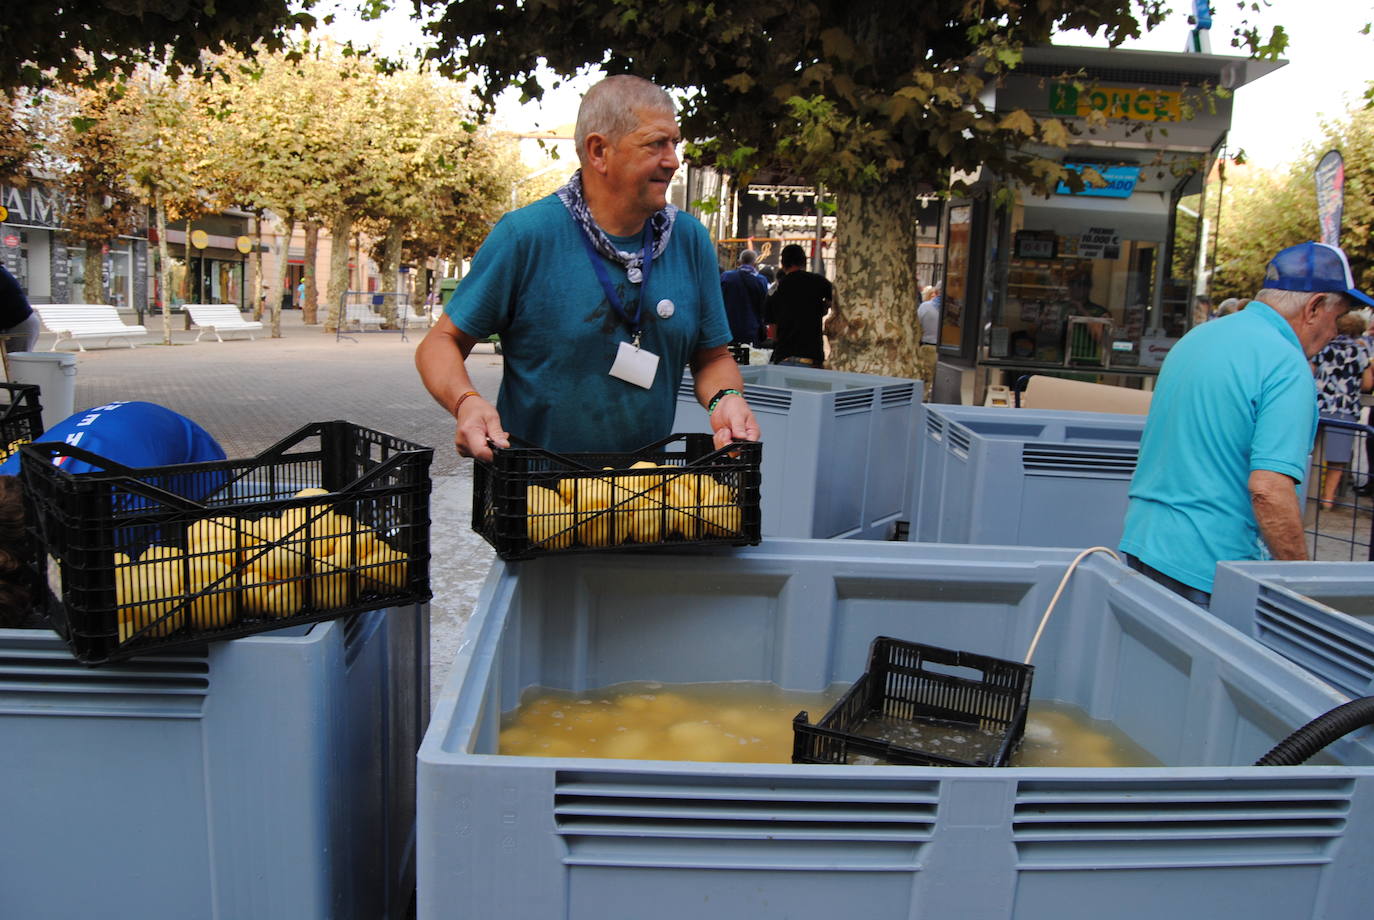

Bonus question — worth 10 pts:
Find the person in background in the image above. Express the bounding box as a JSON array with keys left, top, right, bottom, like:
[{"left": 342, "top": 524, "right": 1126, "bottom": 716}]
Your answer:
[
  {"left": 719, "top": 248, "right": 768, "bottom": 346},
  {"left": 765, "top": 243, "right": 833, "bottom": 367},
  {"left": 1358, "top": 313, "right": 1374, "bottom": 497},
  {"left": 1313, "top": 311, "right": 1374, "bottom": 509},
  {"left": 0, "top": 264, "right": 40, "bottom": 353},
  {"left": 1193, "top": 295, "right": 1214, "bottom": 325},
  {"left": 1119, "top": 242, "right": 1374, "bottom": 609},
  {"left": 1215, "top": 297, "right": 1242, "bottom": 317},
  {"left": 415, "top": 75, "right": 759, "bottom": 460},
  {"left": 0, "top": 401, "right": 227, "bottom": 628},
  {"left": 915, "top": 283, "right": 939, "bottom": 399}
]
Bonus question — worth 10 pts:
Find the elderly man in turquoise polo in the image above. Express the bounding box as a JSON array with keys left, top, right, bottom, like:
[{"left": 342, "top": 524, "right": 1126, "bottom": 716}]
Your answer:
[{"left": 1119, "top": 242, "right": 1374, "bottom": 608}]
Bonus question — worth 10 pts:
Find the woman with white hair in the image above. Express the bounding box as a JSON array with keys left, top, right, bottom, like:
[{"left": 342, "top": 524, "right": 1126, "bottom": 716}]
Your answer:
[{"left": 1314, "top": 310, "right": 1374, "bottom": 509}]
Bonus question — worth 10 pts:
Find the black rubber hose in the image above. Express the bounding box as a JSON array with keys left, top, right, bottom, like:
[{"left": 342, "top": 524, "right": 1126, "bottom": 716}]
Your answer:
[{"left": 1255, "top": 697, "right": 1374, "bottom": 766}]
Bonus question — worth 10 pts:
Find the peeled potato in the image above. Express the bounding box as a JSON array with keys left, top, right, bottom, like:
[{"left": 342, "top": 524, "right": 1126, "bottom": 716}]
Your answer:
[
  {"left": 117, "top": 559, "right": 186, "bottom": 642},
  {"left": 527, "top": 485, "right": 574, "bottom": 550},
  {"left": 359, "top": 545, "right": 407, "bottom": 591},
  {"left": 571, "top": 476, "right": 616, "bottom": 547},
  {"left": 697, "top": 478, "right": 742, "bottom": 536},
  {"left": 245, "top": 543, "right": 307, "bottom": 581},
  {"left": 187, "top": 516, "right": 246, "bottom": 566},
  {"left": 186, "top": 558, "right": 236, "bottom": 629},
  {"left": 311, "top": 542, "right": 355, "bottom": 609}
]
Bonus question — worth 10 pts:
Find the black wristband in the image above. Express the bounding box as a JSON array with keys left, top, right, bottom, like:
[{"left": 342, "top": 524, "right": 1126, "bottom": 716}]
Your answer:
[{"left": 707, "top": 388, "right": 742, "bottom": 413}]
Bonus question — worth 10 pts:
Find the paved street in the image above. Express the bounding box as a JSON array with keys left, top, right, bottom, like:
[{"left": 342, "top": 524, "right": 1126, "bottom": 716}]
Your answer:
[{"left": 54, "top": 309, "right": 501, "bottom": 700}]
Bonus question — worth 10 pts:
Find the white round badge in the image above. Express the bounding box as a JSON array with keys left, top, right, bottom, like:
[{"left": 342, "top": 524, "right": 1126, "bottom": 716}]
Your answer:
[{"left": 656, "top": 299, "right": 675, "bottom": 319}]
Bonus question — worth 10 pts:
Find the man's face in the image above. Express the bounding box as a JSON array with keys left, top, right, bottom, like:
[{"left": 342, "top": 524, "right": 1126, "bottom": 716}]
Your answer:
[{"left": 603, "top": 107, "right": 681, "bottom": 222}]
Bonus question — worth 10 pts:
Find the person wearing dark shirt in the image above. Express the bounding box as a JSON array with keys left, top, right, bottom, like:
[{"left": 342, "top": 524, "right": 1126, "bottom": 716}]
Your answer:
[
  {"left": 766, "top": 244, "right": 833, "bottom": 367},
  {"left": 719, "top": 248, "right": 768, "bottom": 345},
  {"left": 0, "top": 264, "right": 39, "bottom": 353}
]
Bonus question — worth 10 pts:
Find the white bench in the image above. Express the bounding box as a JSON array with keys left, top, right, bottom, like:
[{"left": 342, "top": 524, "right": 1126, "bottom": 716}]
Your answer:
[
  {"left": 185, "top": 304, "right": 264, "bottom": 342},
  {"left": 33, "top": 304, "right": 148, "bottom": 352},
  {"left": 341, "top": 303, "right": 386, "bottom": 331}
]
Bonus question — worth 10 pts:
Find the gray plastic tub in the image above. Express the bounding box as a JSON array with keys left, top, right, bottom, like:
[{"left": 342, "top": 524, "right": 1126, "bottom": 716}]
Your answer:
[
  {"left": 912, "top": 403, "right": 1144, "bottom": 548},
  {"left": 0, "top": 603, "right": 428, "bottom": 919},
  {"left": 673, "top": 365, "right": 921, "bottom": 539},
  {"left": 1213, "top": 561, "right": 1374, "bottom": 697},
  {"left": 417, "top": 541, "right": 1374, "bottom": 920}
]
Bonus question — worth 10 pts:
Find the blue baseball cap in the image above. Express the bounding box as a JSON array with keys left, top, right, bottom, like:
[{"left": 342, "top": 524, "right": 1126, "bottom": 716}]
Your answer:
[{"left": 1264, "top": 242, "right": 1374, "bottom": 308}]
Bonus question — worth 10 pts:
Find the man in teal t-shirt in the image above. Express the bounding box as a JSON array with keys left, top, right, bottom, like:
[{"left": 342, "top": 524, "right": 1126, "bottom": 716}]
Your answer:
[
  {"left": 1120, "top": 242, "right": 1374, "bottom": 606},
  {"left": 416, "top": 75, "right": 759, "bottom": 459}
]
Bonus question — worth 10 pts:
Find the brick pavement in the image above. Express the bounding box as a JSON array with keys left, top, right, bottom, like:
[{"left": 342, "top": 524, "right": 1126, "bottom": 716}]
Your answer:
[{"left": 53, "top": 309, "right": 502, "bottom": 698}]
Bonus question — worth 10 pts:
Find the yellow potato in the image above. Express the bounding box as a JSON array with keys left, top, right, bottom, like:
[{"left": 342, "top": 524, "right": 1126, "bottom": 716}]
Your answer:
[
  {"left": 295, "top": 487, "right": 329, "bottom": 498},
  {"left": 186, "top": 559, "right": 236, "bottom": 630},
  {"left": 241, "top": 573, "right": 303, "bottom": 619},
  {"left": 663, "top": 472, "right": 705, "bottom": 538},
  {"left": 602, "top": 729, "right": 654, "bottom": 760},
  {"left": 526, "top": 485, "right": 575, "bottom": 550},
  {"left": 570, "top": 476, "right": 616, "bottom": 547},
  {"left": 140, "top": 544, "right": 182, "bottom": 563},
  {"left": 187, "top": 516, "right": 247, "bottom": 566},
  {"left": 116, "top": 559, "right": 186, "bottom": 642},
  {"left": 245, "top": 543, "right": 308, "bottom": 581},
  {"left": 307, "top": 510, "right": 353, "bottom": 558},
  {"left": 359, "top": 545, "right": 408, "bottom": 592},
  {"left": 698, "top": 479, "right": 742, "bottom": 536},
  {"left": 310, "top": 541, "right": 355, "bottom": 609}
]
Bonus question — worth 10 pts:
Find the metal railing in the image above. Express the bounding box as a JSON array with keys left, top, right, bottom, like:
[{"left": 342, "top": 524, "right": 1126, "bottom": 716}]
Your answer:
[{"left": 1307, "top": 417, "right": 1374, "bottom": 562}]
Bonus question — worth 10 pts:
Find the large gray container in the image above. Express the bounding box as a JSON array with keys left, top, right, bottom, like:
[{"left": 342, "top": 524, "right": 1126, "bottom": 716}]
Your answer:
[
  {"left": 912, "top": 403, "right": 1144, "bottom": 548},
  {"left": 418, "top": 541, "right": 1374, "bottom": 920},
  {"left": 673, "top": 365, "right": 921, "bottom": 539},
  {"left": 1212, "top": 561, "right": 1374, "bottom": 697},
  {"left": 0, "top": 604, "right": 428, "bottom": 919}
]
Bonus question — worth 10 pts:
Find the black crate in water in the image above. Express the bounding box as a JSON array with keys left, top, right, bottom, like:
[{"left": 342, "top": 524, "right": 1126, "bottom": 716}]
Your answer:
[
  {"left": 792, "top": 636, "right": 1034, "bottom": 767},
  {"left": 0, "top": 382, "right": 44, "bottom": 464},
  {"left": 19, "top": 421, "right": 433, "bottom": 664},
  {"left": 473, "top": 433, "right": 761, "bottom": 561}
]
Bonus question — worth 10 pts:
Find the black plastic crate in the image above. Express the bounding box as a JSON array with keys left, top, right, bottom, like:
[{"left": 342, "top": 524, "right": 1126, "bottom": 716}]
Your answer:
[
  {"left": 0, "top": 382, "right": 44, "bottom": 465},
  {"left": 792, "top": 636, "right": 1034, "bottom": 767},
  {"left": 473, "top": 433, "right": 761, "bottom": 561},
  {"left": 19, "top": 421, "right": 433, "bottom": 664}
]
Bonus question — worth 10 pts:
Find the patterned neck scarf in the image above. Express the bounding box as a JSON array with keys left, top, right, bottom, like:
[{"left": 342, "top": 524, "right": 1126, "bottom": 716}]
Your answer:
[{"left": 556, "top": 169, "right": 677, "bottom": 283}]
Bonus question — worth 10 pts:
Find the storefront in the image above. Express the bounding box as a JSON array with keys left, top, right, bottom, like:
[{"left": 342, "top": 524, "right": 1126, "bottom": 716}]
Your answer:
[
  {"left": 0, "top": 180, "right": 149, "bottom": 310},
  {"left": 930, "top": 46, "right": 1282, "bottom": 403},
  {"left": 160, "top": 211, "right": 253, "bottom": 313}
]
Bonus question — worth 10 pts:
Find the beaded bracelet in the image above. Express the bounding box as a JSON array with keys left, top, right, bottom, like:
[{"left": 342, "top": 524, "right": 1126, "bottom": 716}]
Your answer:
[
  {"left": 453, "top": 389, "right": 480, "bottom": 416},
  {"left": 707, "top": 388, "right": 743, "bottom": 413}
]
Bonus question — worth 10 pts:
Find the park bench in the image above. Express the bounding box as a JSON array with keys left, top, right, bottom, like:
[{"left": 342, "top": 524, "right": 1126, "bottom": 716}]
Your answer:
[
  {"left": 340, "top": 303, "right": 386, "bottom": 332},
  {"left": 33, "top": 304, "right": 148, "bottom": 352},
  {"left": 185, "top": 304, "right": 264, "bottom": 342}
]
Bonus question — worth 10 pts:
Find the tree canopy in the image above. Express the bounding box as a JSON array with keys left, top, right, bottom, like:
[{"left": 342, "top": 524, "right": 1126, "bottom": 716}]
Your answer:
[{"left": 0, "top": 0, "right": 315, "bottom": 91}]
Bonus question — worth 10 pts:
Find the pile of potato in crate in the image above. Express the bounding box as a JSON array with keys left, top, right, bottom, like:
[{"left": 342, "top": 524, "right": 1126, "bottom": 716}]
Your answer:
[
  {"left": 20, "top": 422, "right": 432, "bottom": 664},
  {"left": 475, "top": 434, "right": 762, "bottom": 560}
]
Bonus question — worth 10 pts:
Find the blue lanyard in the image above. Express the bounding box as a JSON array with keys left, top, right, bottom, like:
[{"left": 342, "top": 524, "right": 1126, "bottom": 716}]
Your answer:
[{"left": 578, "top": 221, "right": 654, "bottom": 341}]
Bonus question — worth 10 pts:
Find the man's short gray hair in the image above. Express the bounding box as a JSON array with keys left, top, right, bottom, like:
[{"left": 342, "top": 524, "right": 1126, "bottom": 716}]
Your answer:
[
  {"left": 575, "top": 75, "right": 676, "bottom": 166},
  {"left": 738, "top": 249, "right": 757, "bottom": 265},
  {"left": 1256, "top": 288, "right": 1350, "bottom": 318}
]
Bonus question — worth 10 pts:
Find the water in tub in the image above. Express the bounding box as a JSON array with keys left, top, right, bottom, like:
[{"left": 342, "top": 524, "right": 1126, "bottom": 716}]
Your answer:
[{"left": 499, "top": 683, "right": 1159, "bottom": 767}]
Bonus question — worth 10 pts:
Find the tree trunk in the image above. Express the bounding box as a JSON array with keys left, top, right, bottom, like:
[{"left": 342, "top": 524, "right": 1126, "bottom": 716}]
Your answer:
[
  {"left": 268, "top": 215, "right": 295, "bottom": 338},
  {"left": 155, "top": 190, "right": 172, "bottom": 345},
  {"left": 324, "top": 211, "right": 352, "bottom": 333},
  {"left": 413, "top": 249, "right": 431, "bottom": 320},
  {"left": 380, "top": 221, "right": 404, "bottom": 326},
  {"left": 302, "top": 220, "right": 320, "bottom": 324},
  {"left": 825, "top": 182, "right": 921, "bottom": 377},
  {"left": 82, "top": 191, "right": 105, "bottom": 303},
  {"left": 251, "top": 212, "right": 265, "bottom": 320}
]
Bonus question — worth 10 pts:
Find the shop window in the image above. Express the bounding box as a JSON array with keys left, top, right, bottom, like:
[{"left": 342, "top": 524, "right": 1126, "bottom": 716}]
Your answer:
[{"left": 939, "top": 205, "right": 972, "bottom": 349}]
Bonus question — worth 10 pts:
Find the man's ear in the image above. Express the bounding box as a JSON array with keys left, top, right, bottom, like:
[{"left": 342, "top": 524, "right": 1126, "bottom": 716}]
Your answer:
[{"left": 583, "top": 133, "right": 611, "bottom": 176}]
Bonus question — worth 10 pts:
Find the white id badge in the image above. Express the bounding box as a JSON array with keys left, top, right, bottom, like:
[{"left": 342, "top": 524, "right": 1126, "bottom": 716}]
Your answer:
[{"left": 609, "top": 340, "right": 660, "bottom": 389}]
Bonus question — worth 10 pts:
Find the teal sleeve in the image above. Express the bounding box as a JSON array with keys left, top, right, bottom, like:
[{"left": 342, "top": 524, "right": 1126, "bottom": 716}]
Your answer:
[
  {"left": 444, "top": 214, "right": 523, "bottom": 340},
  {"left": 1251, "top": 364, "right": 1317, "bottom": 483}
]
